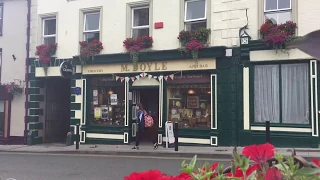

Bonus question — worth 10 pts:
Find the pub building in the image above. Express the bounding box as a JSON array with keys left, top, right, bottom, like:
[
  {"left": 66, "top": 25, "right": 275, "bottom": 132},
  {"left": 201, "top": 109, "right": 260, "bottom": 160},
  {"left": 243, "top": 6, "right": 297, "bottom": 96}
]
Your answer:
[{"left": 27, "top": 47, "right": 241, "bottom": 147}]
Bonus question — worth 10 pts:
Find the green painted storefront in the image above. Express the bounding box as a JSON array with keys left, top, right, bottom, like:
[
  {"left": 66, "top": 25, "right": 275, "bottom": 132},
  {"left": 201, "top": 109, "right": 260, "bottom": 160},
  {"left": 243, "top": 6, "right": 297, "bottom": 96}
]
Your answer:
[
  {"left": 26, "top": 43, "right": 320, "bottom": 148},
  {"left": 239, "top": 40, "right": 320, "bottom": 148}
]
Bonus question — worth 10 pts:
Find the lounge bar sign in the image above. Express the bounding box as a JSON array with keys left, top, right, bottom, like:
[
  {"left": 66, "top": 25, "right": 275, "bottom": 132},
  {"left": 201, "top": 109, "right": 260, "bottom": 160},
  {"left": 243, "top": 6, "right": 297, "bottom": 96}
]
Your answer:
[
  {"left": 82, "top": 58, "right": 216, "bottom": 75},
  {"left": 167, "top": 74, "right": 210, "bottom": 84}
]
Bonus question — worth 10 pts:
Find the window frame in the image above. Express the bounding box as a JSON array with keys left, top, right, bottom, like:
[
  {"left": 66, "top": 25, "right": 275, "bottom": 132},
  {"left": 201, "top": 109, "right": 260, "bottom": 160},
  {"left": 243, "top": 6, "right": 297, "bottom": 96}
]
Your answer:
[
  {"left": 184, "top": 0, "right": 207, "bottom": 22},
  {"left": 263, "top": 0, "right": 292, "bottom": 24},
  {"left": 250, "top": 62, "right": 311, "bottom": 127},
  {"left": 83, "top": 12, "right": 101, "bottom": 41},
  {"left": 0, "top": 3, "right": 3, "bottom": 36},
  {"left": 42, "top": 17, "right": 57, "bottom": 45},
  {"left": 131, "top": 6, "right": 150, "bottom": 38},
  {"left": 264, "top": 0, "right": 292, "bottom": 13}
]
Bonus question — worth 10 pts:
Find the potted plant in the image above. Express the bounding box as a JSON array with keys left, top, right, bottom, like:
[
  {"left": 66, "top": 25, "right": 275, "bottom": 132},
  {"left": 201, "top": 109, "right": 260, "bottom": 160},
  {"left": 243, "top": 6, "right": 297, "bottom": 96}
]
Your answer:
[
  {"left": 260, "top": 20, "right": 297, "bottom": 53},
  {"left": 35, "top": 43, "right": 58, "bottom": 75},
  {"left": 79, "top": 39, "right": 104, "bottom": 65},
  {"left": 123, "top": 36, "right": 153, "bottom": 66},
  {"left": 4, "top": 82, "right": 23, "bottom": 96},
  {"left": 178, "top": 27, "right": 211, "bottom": 63}
]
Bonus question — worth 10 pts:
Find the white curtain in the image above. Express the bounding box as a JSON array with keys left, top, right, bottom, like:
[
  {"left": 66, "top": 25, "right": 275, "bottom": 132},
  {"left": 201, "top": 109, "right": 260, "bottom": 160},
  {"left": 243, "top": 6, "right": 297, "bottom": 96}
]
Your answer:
[
  {"left": 281, "top": 64, "right": 309, "bottom": 124},
  {"left": 254, "top": 65, "right": 280, "bottom": 123}
]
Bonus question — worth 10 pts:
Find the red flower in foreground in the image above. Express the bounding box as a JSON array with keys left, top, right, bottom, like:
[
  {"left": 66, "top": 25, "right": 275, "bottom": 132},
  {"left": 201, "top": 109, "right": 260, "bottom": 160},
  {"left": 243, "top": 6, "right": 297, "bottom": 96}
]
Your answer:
[
  {"left": 312, "top": 158, "right": 320, "bottom": 167},
  {"left": 242, "top": 143, "right": 275, "bottom": 164},
  {"left": 226, "top": 164, "right": 260, "bottom": 179},
  {"left": 124, "top": 170, "right": 164, "bottom": 180},
  {"left": 265, "top": 167, "right": 282, "bottom": 180}
]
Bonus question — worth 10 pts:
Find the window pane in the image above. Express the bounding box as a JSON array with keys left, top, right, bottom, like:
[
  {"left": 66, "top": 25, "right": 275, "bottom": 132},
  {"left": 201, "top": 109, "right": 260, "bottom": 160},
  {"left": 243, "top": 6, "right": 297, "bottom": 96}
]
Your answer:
[
  {"left": 90, "top": 78, "right": 125, "bottom": 126},
  {"left": 0, "top": 100, "right": 4, "bottom": 136},
  {"left": 44, "top": 37, "right": 56, "bottom": 45},
  {"left": 85, "top": 13, "right": 100, "bottom": 31},
  {"left": 186, "top": 0, "right": 206, "bottom": 21},
  {"left": 254, "top": 65, "right": 280, "bottom": 123},
  {"left": 132, "top": 28, "right": 149, "bottom": 39},
  {"left": 281, "top": 64, "right": 309, "bottom": 124},
  {"left": 265, "top": 11, "right": 291, "bottom": 24},
  {"left": 185, "top": 21, "right": 207, "bottom": 31},
  {"left": 44, "top": 19, "right": 56, "bottom": 35},
  {"left": 133, "top": 8, "right": 149, "bottom": 27},
  {"left": 265, "top": 0, "right": 277, "bottom": 11},
  {"left": 278, "top": 0, "right": 291, "bottom": 9},
  {"left": 0, "top": 6, "right": 2, "bottom": 19},
  {"left": 84, "top": 32, "right": 100, "bottom": 43},
  {"left": 167, "top": 75, "right": 211, "bottom": 129}
]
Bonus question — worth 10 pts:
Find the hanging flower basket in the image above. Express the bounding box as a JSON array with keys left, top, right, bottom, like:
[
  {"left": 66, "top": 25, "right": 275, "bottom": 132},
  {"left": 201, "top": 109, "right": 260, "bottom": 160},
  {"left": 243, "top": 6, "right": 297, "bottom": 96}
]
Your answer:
[
  {"left": 123, "top": 36, "right": 153, "bottom": 67},
  {"left": 260, "top": 20, "right": 297, "bottom": 53},
  {"left": 178, "top": 27, "right": 210, "bottom": 63},
  {"left": 35, "top": 43, "right": 58, "bottom": 75},
  {"left": 4, "top": 82, "right": 23, "bottom": 96},
  {"left": 79, "top": 39, "right": 104, "bottom": 65}
]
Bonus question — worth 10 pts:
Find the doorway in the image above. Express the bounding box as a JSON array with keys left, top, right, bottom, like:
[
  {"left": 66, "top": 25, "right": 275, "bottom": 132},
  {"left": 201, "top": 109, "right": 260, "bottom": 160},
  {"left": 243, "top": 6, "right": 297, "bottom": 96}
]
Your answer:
[
  {"left": 133, "top": 87, "right": 159, "bottom": 143},
  {"left": 44, "top": 78, "right": 71, "bottom": 143}
]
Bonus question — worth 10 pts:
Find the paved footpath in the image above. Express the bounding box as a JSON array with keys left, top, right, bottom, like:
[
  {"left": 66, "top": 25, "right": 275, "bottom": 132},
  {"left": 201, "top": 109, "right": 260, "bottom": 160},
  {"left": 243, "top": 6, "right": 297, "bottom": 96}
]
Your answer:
[{"left": 0, "top": 143, "right": 319, "bottom": 159}]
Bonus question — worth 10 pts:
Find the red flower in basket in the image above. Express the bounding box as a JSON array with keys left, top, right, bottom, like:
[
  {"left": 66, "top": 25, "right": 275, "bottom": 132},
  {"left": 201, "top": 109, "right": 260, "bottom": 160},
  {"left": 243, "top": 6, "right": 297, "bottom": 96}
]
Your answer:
[
  {"left": 242, "top": 143, "right": 275, "bottom": 165},
  {"left": 265, "top": 167, "right": 282, "bottom": 180}
]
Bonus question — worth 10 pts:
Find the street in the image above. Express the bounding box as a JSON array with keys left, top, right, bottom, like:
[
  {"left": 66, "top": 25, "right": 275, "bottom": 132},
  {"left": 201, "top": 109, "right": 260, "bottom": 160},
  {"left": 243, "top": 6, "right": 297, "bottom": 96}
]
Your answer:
[{"left": 0, "top": 152, "right": 230, "bottom": 180}]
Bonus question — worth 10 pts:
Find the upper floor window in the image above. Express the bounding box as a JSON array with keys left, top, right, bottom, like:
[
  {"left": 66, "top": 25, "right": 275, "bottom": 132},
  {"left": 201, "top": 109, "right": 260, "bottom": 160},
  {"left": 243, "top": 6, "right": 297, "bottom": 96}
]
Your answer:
[
  {"left": 84, "top": 12, "right": 100, "bottom": 43},
  {"left": 0, "top": 3, "right": 4, "bottom": 36},
  {"left": 185, "top": 0, "right": 206, "bottom": 31},
  {"left": 264, "top": 0, "right": 291, "bottom": 24},
  {"left": 43, "top": 18, "right": 56, "bottom": 45},
  {"left": 132, "top": 7, "right": 149, "bottom": 39}
]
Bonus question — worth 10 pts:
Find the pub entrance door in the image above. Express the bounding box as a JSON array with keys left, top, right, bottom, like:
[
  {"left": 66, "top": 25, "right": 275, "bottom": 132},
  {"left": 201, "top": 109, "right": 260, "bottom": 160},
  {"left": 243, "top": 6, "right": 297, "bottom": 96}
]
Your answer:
[
  {"left": 131, "top": 87, "right": 159, "bottom": 143},
  {"left": 44, "top": 78, "right": 70, "bottom": 143}
]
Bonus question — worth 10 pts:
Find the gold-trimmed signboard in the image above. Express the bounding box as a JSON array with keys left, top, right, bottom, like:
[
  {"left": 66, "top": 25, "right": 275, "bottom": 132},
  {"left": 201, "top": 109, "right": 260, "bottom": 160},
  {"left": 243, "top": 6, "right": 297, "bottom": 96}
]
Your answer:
[{"left": 82, "top": 59, "right": 216, "bottom": 75}]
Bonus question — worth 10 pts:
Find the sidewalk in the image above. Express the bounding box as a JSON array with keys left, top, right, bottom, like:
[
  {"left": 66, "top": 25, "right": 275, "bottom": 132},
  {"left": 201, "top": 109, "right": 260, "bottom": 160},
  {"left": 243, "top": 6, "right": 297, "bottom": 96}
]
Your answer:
[{"left": 0, "top": 144, "right": 319, "bottom": 159}]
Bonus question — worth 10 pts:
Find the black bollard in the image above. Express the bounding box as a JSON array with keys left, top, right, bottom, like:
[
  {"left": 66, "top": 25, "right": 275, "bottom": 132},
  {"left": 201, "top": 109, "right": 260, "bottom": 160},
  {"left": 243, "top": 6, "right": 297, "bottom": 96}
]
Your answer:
[
  {"left": 266, "top": 121, "right": 270, "bottom": 143},
  {"left": 174, "top": 122, "right": 178, "bottom": 151},
  {"left": 76, "top": 124, "right": 80, "bottom": 150}
]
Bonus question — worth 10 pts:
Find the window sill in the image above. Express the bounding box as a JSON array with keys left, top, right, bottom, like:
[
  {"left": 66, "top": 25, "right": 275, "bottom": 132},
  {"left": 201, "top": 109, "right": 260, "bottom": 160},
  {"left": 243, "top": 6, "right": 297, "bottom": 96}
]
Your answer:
[{"left": 251, "top": 123, "right": 311, "bottom": 128}]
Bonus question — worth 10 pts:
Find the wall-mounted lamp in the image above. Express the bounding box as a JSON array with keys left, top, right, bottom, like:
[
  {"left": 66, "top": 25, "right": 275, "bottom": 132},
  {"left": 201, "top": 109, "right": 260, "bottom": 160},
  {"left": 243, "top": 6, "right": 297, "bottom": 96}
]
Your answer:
[{"left": 12, "top": 54, "right": 16, "bottom": 61}]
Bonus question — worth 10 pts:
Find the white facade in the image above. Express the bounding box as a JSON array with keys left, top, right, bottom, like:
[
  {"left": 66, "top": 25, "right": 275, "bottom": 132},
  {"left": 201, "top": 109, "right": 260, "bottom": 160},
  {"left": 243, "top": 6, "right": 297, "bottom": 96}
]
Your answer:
[
  {"left": 30, "top": 0, "right": 251, "bottom": 59},
  {"left": 31, "top": 0, "right": 320, "bottom": 59},
  {"left": 0, "top": 0, "right": 28, "bottom": 137}
]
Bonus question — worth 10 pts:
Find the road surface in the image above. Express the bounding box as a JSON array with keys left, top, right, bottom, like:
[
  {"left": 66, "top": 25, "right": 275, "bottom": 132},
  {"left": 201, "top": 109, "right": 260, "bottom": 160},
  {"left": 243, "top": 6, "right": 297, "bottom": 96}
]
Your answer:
[{"left": 0, "top": 152, "right": 230, "bottom": 180}]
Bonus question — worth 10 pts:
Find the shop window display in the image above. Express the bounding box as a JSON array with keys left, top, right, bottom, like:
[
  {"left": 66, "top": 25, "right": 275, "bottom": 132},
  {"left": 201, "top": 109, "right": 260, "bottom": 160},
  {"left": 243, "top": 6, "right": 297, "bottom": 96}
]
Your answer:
[
  {"left": 167, "top": 85, "right": 211, "bottom": 128},
  {"left": 90, "top": 77, "right": 125, "bottom": 126}
]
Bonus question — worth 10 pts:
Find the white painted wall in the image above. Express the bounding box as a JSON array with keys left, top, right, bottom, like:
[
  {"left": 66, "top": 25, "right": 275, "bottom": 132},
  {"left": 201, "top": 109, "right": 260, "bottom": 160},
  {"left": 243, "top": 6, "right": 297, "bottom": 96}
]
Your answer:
[
  {"left": 30, "top": 0, "right": 254, "bottom": 59},
  {"left": 0, "top": 0, "right": 27, "bottom": 137},
  {"left": 31, "top": 0, "right": 320, "bottom": 59}
]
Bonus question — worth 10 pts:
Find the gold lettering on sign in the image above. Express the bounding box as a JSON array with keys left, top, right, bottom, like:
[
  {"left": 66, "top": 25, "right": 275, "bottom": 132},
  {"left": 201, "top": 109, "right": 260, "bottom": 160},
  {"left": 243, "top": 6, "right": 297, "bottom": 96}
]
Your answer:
[
  {"left": 147, "top": 63, "right": 152, "bottom": 71},
  {"left": 189, "top": 64, "right": 208, "bottom": 69},
  {"left": 140, "top": 63, "right": 146, "bottom": 71},
  {"left": 88, "top": 69, "right": 103, "bottom": 73},
  {"left": 162, "top": 62, "right": 167, "bottom": 70},
  {"left": 121, "top": 64, "right": 130, "bottom": 72},
  {"left": 155, "top": 62, "right": 160, "bottom": 70}
]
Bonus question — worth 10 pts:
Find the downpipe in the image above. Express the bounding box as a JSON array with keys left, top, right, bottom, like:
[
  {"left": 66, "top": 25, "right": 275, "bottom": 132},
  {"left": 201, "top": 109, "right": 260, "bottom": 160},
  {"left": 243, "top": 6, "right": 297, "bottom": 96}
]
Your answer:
[{"left": 24, "top": 0, "right": 31, "bottom": 144}]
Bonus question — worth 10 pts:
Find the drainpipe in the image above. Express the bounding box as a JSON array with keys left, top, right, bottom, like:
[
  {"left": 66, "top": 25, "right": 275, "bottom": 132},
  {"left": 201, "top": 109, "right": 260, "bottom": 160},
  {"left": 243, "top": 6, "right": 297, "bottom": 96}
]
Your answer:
[{"left": 24, "top": 0, "right": 31, "bottom": 144}]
